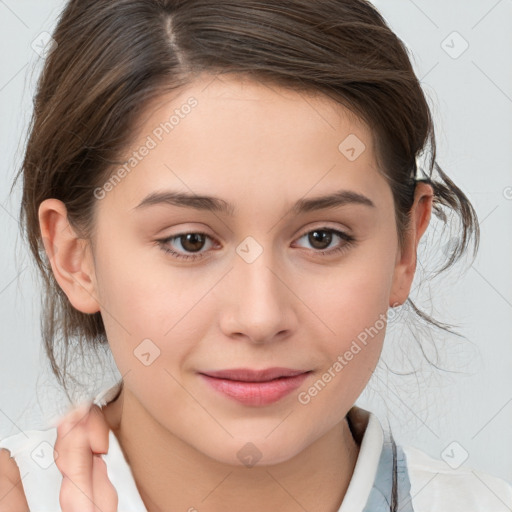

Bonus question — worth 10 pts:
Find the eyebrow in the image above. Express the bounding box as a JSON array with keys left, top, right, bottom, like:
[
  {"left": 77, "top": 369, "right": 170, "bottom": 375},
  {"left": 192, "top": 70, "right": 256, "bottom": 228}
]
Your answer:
[{"left": 132, "top": 189, "right": 375, "bottom": 215}]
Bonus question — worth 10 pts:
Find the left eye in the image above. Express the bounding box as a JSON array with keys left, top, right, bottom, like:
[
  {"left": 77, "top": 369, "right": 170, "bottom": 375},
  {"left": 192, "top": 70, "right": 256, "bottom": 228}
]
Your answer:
[
  {"left": 293, "top": 228, "right": 355, "bottom": 255},
  {"left": 156, "top": 227, "right": 355, "bottom": 261}
]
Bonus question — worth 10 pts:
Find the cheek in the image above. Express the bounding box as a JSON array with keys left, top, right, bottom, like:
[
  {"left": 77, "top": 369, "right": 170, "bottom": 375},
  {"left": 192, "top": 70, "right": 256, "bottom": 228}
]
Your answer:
[
  {"left": 93, "top": 220, "right": 173, "bottom": 322},
  {"left": 92, "top": 229, "right": 207, "bottom": 374},
  {"left": 297, "top": 277, "right": 389, "bottom": 418},
  {"left": 298, "top": 246, "right": 395, "bottom": 384},
  {"left": 301, "top": 249, "right": 395, "bottom": 335}
]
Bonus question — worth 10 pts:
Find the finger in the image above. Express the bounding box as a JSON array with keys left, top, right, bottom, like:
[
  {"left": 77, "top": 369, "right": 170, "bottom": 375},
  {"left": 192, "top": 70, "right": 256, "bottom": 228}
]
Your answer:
[
  {"left": 55, "top": 403, "right": 108, "bottom": 455},
  {"left": 55, "top": 412, "right": 95, "bottom": 512},
  {"left": 84, "top": 406, "right": 117, "bottom": 511},
  {"left": 0, "top": 448, "right": 30, "bottom": 512},
  {"left": 91, "top": 454, "right": 118, "bottom": 512},
  {"left": 86, "top": 405, "right": 110, "bottom": 456}
]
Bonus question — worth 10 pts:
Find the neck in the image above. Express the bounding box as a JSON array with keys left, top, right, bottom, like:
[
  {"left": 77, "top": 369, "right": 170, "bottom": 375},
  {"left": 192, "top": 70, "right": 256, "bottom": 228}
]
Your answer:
[{"left": 102, "top": 386, "right": 360, "bottom": 512}]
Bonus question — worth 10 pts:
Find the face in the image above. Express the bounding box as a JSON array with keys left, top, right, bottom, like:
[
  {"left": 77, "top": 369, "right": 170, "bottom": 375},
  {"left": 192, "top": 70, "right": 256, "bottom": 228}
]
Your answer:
[{"left": 48, "top": 73, "right": 427, "bottom": 466}]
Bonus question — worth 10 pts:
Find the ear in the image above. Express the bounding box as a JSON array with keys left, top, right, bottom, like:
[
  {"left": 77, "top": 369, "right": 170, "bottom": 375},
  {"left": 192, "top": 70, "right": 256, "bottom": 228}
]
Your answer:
[
  {"left": 38, "top": 198, "right": 100, "bottom": 314},
  {"left": 389, "top": 182, "right": 434, "bottom": 307}
]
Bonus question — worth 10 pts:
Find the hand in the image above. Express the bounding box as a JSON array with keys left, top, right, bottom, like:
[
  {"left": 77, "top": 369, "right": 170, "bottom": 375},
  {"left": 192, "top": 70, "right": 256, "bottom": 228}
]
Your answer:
[
  {"left": 54, "top": 403, "right": 118, "bottom": 511},
  {"left": 0, "top": 447, "right": 29, "bottom": 511},
  {"left": 0, "top": 403, "right": 118, "bottom": 512}
]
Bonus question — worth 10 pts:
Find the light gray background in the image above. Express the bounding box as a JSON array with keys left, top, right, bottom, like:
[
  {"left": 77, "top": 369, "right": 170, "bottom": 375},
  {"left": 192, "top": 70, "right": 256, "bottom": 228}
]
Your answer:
[{"left": 1, "top": 0, "right": 511, "bottom": 490}]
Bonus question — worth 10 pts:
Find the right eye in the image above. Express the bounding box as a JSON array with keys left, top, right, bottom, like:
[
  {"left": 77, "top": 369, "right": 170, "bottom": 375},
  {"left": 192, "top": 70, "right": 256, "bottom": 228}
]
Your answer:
[{"left": 156, "top": 232, "right": 217, "bottom": 261}]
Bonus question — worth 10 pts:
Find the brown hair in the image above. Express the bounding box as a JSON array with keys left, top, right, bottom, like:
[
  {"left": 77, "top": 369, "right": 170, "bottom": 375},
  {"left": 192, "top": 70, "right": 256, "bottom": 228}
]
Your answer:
[{"left": 12, "top": 0, "right": 479, "bottom": 403}]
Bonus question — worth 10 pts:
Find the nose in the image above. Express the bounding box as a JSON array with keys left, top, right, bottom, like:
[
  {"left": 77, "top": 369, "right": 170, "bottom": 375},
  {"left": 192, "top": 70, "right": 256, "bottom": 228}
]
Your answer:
[{"left": 218, "top": 243, "right": 297, "bottom": 345}]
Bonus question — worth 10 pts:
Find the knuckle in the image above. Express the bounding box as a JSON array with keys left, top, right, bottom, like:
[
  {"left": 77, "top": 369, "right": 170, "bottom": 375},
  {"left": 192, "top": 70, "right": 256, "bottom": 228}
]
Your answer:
[
  {"left": 54, "top": 452, "right": 66, "bottom": 475},
  {"left": 54, "top": 452, "right": 88, "bottom": 479}
]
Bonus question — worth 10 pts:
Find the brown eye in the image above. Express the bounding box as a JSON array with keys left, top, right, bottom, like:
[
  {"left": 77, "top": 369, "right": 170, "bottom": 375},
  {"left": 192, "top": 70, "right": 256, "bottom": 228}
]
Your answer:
[
  {"left": 157, "top": 232, "right": 215, "bottom": 261},
  {"left": 179, "top": 233, "right": 207, "bottom": 253},
  {"left": 307, "top": 229, "right": 334, "bottom": 250},
  {"left": 294, "top": 227, "right": 356, "bottom": 257}
]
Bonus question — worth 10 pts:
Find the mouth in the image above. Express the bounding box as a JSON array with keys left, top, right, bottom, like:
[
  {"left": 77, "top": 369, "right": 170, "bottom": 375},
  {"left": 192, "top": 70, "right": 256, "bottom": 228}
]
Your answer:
[
  {"left": 198, "top": 367, "right": 312, "bottom": 406},
  {"left": 199, "top": 367, "right": 310, "bottom": 382}
]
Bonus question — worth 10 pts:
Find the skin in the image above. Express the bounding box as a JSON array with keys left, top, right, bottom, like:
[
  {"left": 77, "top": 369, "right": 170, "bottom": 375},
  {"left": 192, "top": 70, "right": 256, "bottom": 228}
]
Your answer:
[
  {"left": 0, "top": 404, "right": 115, "bottom": 512},
  {"left": 0, "top": 448, "right": 30, "bottom": 511},
  {"left": 5, "top": 73, "right": 433, "bottom": 512}
]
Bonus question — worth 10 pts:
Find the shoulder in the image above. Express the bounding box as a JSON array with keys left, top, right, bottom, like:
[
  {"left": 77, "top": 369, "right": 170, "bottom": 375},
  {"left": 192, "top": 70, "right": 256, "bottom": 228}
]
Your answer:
[
  {"left": 402, "top": 444, "right": 512, "bottom": 511},
  {"left": 0, "top": 427, "right": 63, "bottom": 511}
]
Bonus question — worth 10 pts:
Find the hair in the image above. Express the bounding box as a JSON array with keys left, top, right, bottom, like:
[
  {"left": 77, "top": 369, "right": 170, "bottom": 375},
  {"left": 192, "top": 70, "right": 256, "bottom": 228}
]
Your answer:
[{"left": 12, "top": 1, "right": 480, "bottom": 508}]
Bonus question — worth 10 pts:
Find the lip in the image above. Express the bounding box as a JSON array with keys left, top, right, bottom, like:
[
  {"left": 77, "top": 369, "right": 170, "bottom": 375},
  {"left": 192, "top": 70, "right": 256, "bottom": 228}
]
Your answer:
[
  {"left": 198, "top": 367, "right": 312, "bottom": 406},
  {"left": 201, "top": 367, "right": 309, "bottom": 382}
]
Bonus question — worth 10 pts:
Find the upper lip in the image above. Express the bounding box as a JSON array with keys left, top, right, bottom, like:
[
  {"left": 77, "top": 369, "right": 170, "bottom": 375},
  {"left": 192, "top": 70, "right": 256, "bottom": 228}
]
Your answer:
[{"left": 200, "top": 367, "right": 310, "bottom": 382}]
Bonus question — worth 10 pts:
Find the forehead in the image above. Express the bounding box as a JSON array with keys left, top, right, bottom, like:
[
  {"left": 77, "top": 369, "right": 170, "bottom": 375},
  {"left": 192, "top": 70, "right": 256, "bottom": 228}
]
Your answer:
[
  {"left": 100, "top": 73, "right": 386, "bottom": 213},
  {"left": 139, "top": 73, "right": 373, "bottom": 147}
]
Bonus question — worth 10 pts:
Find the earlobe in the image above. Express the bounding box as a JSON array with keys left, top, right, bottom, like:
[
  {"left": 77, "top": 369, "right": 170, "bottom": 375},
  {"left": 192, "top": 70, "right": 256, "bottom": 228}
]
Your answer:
[
  {"left": 389, "top": 182, "right": 434, "bottom": 308},
  {"left": 38, "top": 198, "right": 100, "bottom": 314}
]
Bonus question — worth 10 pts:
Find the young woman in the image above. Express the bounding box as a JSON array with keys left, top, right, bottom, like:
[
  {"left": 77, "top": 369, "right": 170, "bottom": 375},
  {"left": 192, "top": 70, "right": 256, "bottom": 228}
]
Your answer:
[{"left": 1, "top": 1, "right": 511, "bottom": 511}]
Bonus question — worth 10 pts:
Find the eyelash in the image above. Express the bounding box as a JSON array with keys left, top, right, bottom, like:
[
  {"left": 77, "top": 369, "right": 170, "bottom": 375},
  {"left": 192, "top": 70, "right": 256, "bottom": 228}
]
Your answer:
[{"left": 156, "top": 227, "right": 356, "bottom": 262}]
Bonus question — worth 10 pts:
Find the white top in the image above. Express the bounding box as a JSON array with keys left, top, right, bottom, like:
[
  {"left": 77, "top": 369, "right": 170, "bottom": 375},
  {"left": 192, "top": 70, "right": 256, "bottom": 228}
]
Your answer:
[{"left": 1, "top": 382, "right": 511, "bottom": 511}]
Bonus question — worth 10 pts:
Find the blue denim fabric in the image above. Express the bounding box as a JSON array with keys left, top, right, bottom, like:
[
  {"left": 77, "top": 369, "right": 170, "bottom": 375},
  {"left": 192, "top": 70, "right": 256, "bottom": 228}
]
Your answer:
[{"left": 362, "top": 433, "right": 415, "bottom": 512}]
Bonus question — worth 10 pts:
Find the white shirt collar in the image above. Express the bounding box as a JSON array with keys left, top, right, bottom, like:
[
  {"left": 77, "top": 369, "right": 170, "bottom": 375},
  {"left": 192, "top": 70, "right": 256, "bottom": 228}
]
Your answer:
[
  {"left": 95, "top": 385, "right": 385, "bottom": 512},
  {"left": 338, "top": 405, "right": 385, "bottom": 511}
]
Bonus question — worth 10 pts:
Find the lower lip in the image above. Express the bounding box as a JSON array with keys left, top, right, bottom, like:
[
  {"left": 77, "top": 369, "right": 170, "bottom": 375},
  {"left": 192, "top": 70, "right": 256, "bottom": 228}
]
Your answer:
[{"left": 199, "top": 372, "right": 311, "bottom": 406}]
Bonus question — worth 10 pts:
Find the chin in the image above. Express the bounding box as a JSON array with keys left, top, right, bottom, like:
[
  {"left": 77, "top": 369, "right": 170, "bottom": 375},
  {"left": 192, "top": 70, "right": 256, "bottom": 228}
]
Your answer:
[{"left": 199, "top": 435, "right": 306, "bottom": 468}]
